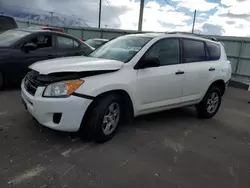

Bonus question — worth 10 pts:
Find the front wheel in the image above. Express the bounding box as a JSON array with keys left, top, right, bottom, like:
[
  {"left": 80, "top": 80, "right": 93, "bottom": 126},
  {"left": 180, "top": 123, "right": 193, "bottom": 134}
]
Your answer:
[
  {"left": 196, "top": 86, "right": 222, "bottom": 119},
  {"left": 80, "top": 94, "right": 122, "bottom": 142}
]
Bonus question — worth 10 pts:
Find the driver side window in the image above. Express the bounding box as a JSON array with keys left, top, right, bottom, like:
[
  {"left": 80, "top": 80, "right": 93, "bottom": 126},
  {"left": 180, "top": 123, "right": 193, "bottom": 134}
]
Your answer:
[
  {"left": 25, "top": 35, "right": 52, "bottom": 50},
  {"left": 145, "top": 38, "right": 180, "bottom": 66}
]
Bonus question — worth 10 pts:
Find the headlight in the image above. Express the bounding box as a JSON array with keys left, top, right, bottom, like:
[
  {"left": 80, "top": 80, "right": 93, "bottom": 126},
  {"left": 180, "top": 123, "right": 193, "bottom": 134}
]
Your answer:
[{"left": 43, "top": 80, "right": 84, "bottom": 97}]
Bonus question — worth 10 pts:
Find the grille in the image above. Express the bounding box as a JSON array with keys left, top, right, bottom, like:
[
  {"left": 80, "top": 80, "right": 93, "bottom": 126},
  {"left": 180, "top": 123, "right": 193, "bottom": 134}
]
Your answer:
[{"left": 24, "top": 71, "right": 43, "bottom": 96}]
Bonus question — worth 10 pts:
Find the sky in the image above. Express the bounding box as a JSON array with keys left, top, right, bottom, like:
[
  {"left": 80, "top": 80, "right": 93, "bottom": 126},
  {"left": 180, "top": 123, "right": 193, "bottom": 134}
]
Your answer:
[{"left": 1, "top": 0, "right": 250, "bottom": 36}]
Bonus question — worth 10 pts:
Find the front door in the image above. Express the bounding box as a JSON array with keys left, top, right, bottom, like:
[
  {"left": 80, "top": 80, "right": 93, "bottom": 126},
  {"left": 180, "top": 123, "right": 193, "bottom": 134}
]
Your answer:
[{"left": 136, "top": 38, "right": 185, "bottom": 113}]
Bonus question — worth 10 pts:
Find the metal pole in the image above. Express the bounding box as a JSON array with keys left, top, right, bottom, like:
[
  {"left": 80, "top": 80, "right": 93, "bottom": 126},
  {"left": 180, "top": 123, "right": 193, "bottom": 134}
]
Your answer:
[
  {"left": 138, "top": 0, "right": 145, "bottom": 32},
  {"left": 98, "top": 0, "right": 102, "bottom": 28},
  {"left": 192, "top": 9, "right": 196, "bottom": 33},
  {"left": 49, "top": 12, "right": 54, "bottom": 26},
  {"left": 235, "top": 40, "right": 244, "bottom": 75}
]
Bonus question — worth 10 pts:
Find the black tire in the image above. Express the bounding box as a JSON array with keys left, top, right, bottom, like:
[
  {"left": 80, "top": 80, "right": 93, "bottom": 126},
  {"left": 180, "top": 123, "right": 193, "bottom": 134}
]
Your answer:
[
  {"left": 0, "top": 72, "right": 3, "bottom": 90},
  {"left": 196, "top": 86, "right": 222, "bottom": 119},
  {"left": 79, "top": 94, "right": 122, "bottom": 143}
]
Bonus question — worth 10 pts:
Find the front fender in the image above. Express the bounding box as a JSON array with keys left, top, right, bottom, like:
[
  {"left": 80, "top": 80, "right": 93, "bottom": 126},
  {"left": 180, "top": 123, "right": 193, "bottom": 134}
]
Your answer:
[{"left": 75, "top": 69, "right": 138, "bottom": 113}]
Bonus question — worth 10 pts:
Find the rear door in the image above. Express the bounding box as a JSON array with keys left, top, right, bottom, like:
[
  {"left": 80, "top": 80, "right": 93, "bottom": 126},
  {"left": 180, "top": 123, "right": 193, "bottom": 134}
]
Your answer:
[
  {"left": 206, "top": 41, "right": 223, "bottom": 79},
  {"left": 55, "top": 35, "right": 86, "bottom": 57},
  {"left": 181, "top": 38, "right": 212, "bottom": 103}
]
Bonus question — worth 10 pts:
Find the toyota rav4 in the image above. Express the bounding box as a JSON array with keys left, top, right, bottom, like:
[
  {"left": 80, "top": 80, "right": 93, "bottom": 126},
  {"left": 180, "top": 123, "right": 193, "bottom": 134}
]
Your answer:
[{"left": 21, "top": 33, "right": 232, "bottom": 142}]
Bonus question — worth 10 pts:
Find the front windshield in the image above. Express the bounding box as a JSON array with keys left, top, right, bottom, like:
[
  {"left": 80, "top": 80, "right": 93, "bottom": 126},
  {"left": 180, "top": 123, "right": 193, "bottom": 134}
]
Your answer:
[
  {"left": 89, "top": 35, "right": 152, "bottom": 63},
  {"left": 0, "top": 30, "right": 31, "bottom": 46}
]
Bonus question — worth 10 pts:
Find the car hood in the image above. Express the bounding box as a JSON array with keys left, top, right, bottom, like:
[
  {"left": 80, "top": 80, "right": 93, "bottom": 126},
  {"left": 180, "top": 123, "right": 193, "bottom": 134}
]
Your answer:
[{"left": 29, "top": 56, "right": 124, "bottom": 75}]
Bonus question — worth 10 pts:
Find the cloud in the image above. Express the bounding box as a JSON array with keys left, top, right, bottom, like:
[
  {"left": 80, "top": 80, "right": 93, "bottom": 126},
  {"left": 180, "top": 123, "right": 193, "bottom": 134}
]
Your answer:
[
  {"left": 219, "top": 12, "right": 250, "bottom": 21},
  {"left": 1, "top": 0, "right": 250, "bottom": 36},
  {"left": 201, "top": 23, "right": 225, "bottom": 35},
  {"left": 221, "top": 0, "right": 250, "bottom": 15},
  {"left": 199, "top": 13, "right": 207, "bottom": 17},
  {"left": 107, "top": 0, "right": 191, "bottom": 31},
  {"left": 1, "top": 0, "right": 128, "bottom": 27},
  {"left": 194, "top": 6, "right": 250, "bottom": 36},
  {"left": 1, "top": 0, "right": 192, "bottom": 32},
  {"left": 173, "top": 0, "right": 219, "bottom": 11},
  {"left": 226, "top": 20, "right": 236, "bottom": 25}
]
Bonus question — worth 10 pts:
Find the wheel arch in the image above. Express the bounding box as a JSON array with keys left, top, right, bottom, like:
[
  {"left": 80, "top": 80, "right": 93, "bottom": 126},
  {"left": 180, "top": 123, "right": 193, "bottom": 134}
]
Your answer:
[
  {"left": 208, "top": 79, "right": 226, "bottom": 95},
  {"left": 83, "top": 89, "right": 135, "bottom": 125}
]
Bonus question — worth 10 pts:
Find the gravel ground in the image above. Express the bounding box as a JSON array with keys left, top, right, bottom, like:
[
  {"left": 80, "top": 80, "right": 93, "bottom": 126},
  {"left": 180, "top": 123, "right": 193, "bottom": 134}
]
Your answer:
[{"left": 0, "top": 87, "right": 250, "bottom": 188}]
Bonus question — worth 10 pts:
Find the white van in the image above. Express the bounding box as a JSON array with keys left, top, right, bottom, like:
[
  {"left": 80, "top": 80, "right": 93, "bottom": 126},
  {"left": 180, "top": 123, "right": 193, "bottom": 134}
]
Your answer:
[{"left": 21, "top": 33, "right": 232, "bottom": 142}]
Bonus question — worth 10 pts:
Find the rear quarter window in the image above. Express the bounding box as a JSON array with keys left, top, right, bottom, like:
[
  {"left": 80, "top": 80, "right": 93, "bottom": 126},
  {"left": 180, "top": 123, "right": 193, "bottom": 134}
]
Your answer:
[
  {"left": 206, "top": 42, "right": 221, "bottom": 60},
  {"left": 56, "top": 36, "right": 79, "bottom": 49}
]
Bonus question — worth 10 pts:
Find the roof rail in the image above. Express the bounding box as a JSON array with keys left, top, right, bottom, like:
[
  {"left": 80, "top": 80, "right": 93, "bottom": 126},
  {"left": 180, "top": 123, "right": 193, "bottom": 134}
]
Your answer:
[
  {"left": 167, "top": 31, "right": 200, "bottom": 36},
  {"left": 166, "top": 31, "right": 218, "bottom": 42}
]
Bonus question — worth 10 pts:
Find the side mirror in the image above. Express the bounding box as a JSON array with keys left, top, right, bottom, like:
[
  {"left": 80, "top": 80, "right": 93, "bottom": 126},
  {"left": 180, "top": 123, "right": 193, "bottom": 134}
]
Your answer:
[
  {"left": 142, "top": 57, "right": 160, "bottom": 68},
  {"left": 23, "top": 43, "right": 37, "bottom": 52}
]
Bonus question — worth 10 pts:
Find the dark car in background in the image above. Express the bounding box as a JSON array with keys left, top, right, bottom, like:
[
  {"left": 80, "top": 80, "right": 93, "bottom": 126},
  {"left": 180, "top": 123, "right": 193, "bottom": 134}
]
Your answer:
[
  {"left": 0, "top": 29, "right": 93, "bottom": 89},
  {"left": 0, "top": 15, "right": 18, "bottom": 33},
  {"left": 85, "top": 38, "right": 109, "bottom": 50}
]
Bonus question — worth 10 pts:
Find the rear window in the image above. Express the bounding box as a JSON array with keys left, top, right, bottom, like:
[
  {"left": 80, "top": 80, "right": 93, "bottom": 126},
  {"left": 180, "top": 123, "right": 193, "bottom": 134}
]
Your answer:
[
  {"left": 0, "top": 16, "right": 18, "bottom": 32},
  {"left": 183, "top": 39, "right": 207, "bottom": 63},
  {"left": 206, "top": 42, "right": 221, "bottom": 60}
]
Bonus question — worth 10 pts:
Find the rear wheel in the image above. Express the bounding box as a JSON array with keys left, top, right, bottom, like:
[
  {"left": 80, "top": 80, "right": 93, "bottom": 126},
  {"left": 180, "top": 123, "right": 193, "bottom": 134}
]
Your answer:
[
  {"left": 196, "top": 86, "right": 222, "bottom": 119},
  {"left": 79, "top": 94, "right": 122, "bottom": 142}
]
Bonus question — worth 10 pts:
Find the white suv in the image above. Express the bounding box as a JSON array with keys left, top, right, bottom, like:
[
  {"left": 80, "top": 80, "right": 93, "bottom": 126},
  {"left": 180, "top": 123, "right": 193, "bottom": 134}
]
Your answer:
[{"left": 21, "top": 33, "right": 232, "bottom": 142}]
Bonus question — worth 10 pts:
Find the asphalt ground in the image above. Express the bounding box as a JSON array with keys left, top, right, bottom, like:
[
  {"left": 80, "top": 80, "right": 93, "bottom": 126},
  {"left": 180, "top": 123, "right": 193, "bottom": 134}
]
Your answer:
[{"left": 0, "top": 87, "right": 250, "bottom": 188}]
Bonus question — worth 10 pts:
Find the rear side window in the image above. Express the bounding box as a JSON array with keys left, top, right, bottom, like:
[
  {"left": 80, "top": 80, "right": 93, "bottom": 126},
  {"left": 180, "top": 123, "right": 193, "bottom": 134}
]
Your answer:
[
  {"left": 183, "top": 39, "right": 207, "bottom": 63},
  {"left": 206, "top": 42, "right": 221, "bottom": 60},
  {"left": 57, "top": 36, "right": 79, "bottom": 49}
]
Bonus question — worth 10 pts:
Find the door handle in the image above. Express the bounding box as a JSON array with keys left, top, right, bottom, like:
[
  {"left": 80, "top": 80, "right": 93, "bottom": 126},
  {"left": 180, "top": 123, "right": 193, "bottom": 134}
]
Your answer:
[
  {"left": 209, "top": 67, "right": 215, "bottom": 71},
  {"left": 175, "top": 70, "right": 185, "bottom": 75},
  {"left": 48, "top": 54, "right": 53, "bottom": 58}
]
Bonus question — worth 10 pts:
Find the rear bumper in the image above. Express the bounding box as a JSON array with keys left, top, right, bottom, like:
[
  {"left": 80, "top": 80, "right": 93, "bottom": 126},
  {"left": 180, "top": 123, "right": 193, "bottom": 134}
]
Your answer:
[{"left": 21, "top": 81, "right": 93, "bottom": 132}]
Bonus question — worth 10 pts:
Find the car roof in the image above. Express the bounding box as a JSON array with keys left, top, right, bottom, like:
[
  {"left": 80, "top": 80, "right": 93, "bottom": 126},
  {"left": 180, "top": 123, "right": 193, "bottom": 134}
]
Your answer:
[
  {"left": 14, "top": 28, "right": 61, "bottom": 33},
  {"left": 127, "top": 32, "right": 221, "bottom": 44},
  {"left": 128, "top": 33, "right": 163, "bottom": 38}
]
